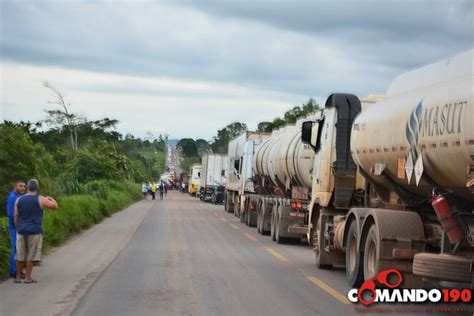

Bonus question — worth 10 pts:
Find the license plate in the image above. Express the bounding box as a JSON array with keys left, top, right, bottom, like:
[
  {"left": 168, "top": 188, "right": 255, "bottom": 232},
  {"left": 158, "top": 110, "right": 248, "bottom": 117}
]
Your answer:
[{"left": 290, "top": 211, "right": 305, "bottom": 218}]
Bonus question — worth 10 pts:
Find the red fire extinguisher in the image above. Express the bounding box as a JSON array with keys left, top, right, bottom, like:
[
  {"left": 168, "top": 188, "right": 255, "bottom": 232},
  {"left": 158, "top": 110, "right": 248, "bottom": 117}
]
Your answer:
[{"left": 431, "top": 190, "right": 465, "bottom": 245}]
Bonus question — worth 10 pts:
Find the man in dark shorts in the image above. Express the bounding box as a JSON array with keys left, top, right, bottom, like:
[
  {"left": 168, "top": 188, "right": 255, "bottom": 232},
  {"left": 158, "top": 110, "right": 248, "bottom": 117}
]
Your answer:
[
  {"left": 14, "top": 179, "right": 58, "bottom": 284},
  {"left": 6, "top": 180, "right": 26, "bottom": 278}
]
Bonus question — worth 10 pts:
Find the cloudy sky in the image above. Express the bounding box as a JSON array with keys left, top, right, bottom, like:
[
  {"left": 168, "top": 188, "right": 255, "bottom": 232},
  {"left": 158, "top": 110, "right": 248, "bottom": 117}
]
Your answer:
[{"left": 1, "top": 1, "right": 472, "bottom": 140}]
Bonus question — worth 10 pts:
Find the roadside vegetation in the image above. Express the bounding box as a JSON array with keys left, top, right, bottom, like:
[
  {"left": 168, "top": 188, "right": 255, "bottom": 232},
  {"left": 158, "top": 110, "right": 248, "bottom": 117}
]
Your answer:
[{"left": 0, "top": 83, "right": 166, "bottom": 278}]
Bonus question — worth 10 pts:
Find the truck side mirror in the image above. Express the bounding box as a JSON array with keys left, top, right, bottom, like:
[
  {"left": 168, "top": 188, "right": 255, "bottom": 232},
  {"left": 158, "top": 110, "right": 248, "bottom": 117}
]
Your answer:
[
  {"left": 302, "top": 121, "right": 316, "bottom": 149},
  {"left": 302, "top": 120, "right": 321, "bottom": 151},
  {"left": 234, "top": 159, "right": 240, "bottom": 172}
]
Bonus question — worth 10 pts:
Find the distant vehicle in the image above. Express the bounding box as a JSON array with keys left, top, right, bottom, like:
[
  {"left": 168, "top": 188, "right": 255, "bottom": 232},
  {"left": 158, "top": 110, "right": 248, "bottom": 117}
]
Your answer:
[
  {"left": 198, "top": 186, "right": 205, "bottom": 200},
  {"left": 225, "top": 132, "right": 270, "bottom": 221},
  {"left": 188, "top": 164, "right": 202, "bottom": 195},
  {"left": 200, "top": 154, "right": 228, "bottom": 203},
  {"left": 211, "top": 185, "right": 225, "bottom": 204}
]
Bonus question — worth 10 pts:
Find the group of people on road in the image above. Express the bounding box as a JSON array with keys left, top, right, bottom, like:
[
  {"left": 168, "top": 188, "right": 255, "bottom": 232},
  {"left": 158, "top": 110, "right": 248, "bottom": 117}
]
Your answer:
[
  {"left": 141, "top": 181, "right": 168, "bottom": 200},
  {"left": 6, "top": 179, "right": 58, "bottom": 284}
]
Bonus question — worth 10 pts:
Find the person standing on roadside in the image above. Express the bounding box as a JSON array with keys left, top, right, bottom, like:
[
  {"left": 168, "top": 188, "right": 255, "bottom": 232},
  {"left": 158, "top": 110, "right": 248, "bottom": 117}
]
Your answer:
[
  {"left": 150, "top": 181, "right": 156, "bottom": 200},
  {"left": 14, "top": 179, "right": 58, "bottom": 284},
  {"left": 141, "top": 182, "right": 147, "bottom": 199},
  {"left": 6, "top": 180, "right": 26, "bottom": 278}
]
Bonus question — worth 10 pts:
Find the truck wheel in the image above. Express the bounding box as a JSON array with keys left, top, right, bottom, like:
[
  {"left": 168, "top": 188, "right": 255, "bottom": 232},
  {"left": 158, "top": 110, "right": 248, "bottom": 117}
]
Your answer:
[
  {"left": 363, "top": 224, "right": 380, "bottom": 280},
  {"left": 413, "top": 253, "right": 473, "bottom": 284},
  {"left": 257, "top": 207, "right": 263, "bottom": 234},
  {"left": 275, "top": 211, "right": 285, "bottom": 244},
  {"left": 246, "top": 207, "right": 252, "bottom": 227},
  {"left": 313, "top": 214, "right": 332, "bottom": 269},
  {"left": 271, "top": 211, "right": 276, "bottom": 242},
  {"left": 234, "top": 198, "right": 240, "bottom": 217},
  {"left": 345, "top": 219, "right": 364, "bottom": 287},
  {"left": 225, "top": 193, "right": 233, "bottom": 213},
  {"left": 240, "top": 200, "right": 246, "bottom": 223}
]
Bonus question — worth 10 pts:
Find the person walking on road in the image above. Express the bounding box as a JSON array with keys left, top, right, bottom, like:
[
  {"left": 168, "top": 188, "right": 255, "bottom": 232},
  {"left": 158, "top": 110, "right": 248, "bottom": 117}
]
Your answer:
[
  {"left": 6, "top": 180, "right": 26, "bottom": 278},
  {"left": 14, "top": 179, "right": 58, "bottom": 284},
  {"left": 141, "top": 182, "right": 147, "bottom": 199},
  {"left": 159, "top": 183, "right": 164, "bottom": 200},
  {"left": 150, "top": 181, "right": 156, "bottom": 200}
]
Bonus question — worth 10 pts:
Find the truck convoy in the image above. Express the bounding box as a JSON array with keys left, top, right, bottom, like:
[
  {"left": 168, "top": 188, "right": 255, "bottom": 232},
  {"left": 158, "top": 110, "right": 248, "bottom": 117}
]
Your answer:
[
  {"left": 200, "top": 154, "right": 228, "bottom": 202},
  {"left": 235, "top": 96, "right": 382, "bottom": 243},
  {"left": 224, "top": 50, "right": 473, "bottom": 288}
]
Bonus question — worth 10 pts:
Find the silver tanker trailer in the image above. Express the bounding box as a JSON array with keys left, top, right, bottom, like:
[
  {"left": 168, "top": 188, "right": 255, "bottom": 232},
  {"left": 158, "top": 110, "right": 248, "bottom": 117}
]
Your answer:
[
  {"left": 225, "top": 132, "right": 270, "bottom": 217},
  {"left": 252, "top": 117, "right": 317, "bottom": 243},
  {"left": 302, "top": 49, "right": 473, "bottom": 288}
]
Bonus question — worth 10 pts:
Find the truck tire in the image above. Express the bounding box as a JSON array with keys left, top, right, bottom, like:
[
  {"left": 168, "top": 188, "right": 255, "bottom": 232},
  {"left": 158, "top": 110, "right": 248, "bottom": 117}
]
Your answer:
[
  {"left": 257, "top": 206, "right": 263, "bottom": 234},
  {"left": 240, "top": 200, "right": 246, "bottom": 223},
  {"left": 246, "top": 207, "right": 252, "bottom": 227},
  {"left": 363, "top": 224, "right": 380, "bottom": 280},
  {"left": 234, "top": 197, "right": 240, "bottom": 217},
  {"left": 271, "top": 210, "right": 276, "bottom": 242},
  {"left": 413, "top": 253, "right": 473, "bottom": 284},
  {"left": 275, "top": 211, "right": 285, "bottom": 244},
  {"left": 225, "top": 192, "right": 233, "bottom": 213},
  {"left": 345, "top": 219, "right": 364, "bottom": 287}
]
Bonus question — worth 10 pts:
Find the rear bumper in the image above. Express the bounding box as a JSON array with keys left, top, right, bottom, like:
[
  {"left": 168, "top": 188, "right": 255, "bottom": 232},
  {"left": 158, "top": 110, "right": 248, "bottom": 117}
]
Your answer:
[{"left": 288, "top": 225, "right": 308, "bottom": 235}]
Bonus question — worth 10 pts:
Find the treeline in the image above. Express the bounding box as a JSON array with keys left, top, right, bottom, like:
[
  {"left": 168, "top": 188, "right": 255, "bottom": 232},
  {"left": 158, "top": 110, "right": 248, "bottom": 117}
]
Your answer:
[
  {"left": 0, "top": 119, "right": 166, "bottom": 202},
  {"left": 0, "top": 115, "right": 165, "bottom": 277},
  {"left": 177, "top": 98, "right": 319, "bottom": 171}
]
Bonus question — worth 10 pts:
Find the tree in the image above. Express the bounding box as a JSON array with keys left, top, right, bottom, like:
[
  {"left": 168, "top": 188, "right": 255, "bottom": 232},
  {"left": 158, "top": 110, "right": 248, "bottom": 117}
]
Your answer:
[
  {"left": 256, "top": 98, "right": 320, "bottom": 133},
  {"left": 0, "top": 124, "right": 53, "bottom": 203},
  {"left": 43, "top": 81, "right": 80, "bottom": 151},
  {"left": 257, "top": 122, "right": 271, "bottom": 132},
  {"left": 177, "top": 138, "right": 199, "bottom": 158},
  {"left": 195, "top": 139, "right": 211, "bottom": 156},
  {"left": 210, "top": 122, "right": 247, "bottom": 154}
]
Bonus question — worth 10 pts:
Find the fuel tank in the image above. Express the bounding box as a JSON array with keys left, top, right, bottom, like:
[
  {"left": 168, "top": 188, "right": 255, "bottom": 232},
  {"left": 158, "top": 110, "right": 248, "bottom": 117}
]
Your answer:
[
  {"left": 253, "top": 116, "right": 317, "bottom": 194},
  {"left": 350, "top": 50, "right": 474, "bottom": 200}
]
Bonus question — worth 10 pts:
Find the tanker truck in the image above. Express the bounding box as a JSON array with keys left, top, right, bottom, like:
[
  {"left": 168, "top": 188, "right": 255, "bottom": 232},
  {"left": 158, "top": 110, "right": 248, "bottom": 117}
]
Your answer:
[
  {"left": 225, "top": 132, "right": 269, "bottom": 217},
  {"left": 251, "top": 117, "right": 317, "bottom": 243},
  {"left": 301, "top": 49, "right": 473, "bottom": 288}
]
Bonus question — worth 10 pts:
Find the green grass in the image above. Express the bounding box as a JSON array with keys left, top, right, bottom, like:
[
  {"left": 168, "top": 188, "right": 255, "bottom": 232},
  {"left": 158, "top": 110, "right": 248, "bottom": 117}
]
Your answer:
[{"left": 0, "top": 180, "right": 141, "bottom": 278}]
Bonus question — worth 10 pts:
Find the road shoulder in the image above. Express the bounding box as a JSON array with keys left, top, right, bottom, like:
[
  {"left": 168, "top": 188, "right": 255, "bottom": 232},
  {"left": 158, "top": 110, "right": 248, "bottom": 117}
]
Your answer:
[{"left": 0, "top": 199, "right": 154, "bottom": 316}]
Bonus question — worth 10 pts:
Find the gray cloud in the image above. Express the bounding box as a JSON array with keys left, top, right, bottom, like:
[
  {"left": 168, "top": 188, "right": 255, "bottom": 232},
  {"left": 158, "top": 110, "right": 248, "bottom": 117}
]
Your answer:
[
  {"left": 176, "top": 0, "right": 473, "bottom": 64},
  {"left": 1, "top": 1, "right": 472, "bottom": 139},
  {"left": 3, "top": 1, "right": 471, "bottom": 98}
]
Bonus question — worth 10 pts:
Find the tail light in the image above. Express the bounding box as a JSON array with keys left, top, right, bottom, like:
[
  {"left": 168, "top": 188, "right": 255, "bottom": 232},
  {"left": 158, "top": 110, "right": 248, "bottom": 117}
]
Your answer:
[
  {"left": 296, "top": 201, "right": 303, "bottom": 209},
  {"left": 290, "top": 201, "right": 297, "bottom": 208}
]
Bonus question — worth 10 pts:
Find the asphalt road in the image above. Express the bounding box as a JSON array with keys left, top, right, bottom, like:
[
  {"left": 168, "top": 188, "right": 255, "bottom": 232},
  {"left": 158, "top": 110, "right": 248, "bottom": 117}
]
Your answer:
[
  {"left": 2, "top": 191, "right": 469, "bottom": 315},
  {"left": 72, "top": 192, "right": 354, "bottom": 316},
  {"left": 71, "top": 192, "right": 468, "bottom": 316}
]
